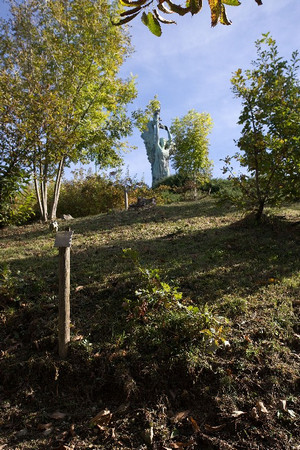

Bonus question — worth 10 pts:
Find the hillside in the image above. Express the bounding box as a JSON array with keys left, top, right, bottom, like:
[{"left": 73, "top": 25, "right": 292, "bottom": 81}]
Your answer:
[{"left": 0, "top": 198, "right": 299, "bottom": 449}]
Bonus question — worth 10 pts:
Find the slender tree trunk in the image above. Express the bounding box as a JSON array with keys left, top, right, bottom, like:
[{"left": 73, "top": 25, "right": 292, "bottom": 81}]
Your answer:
[
  {"left": 193, "top": 174, "right": 197, "bottom": 200},
  {"left": 51, "top": 157, "right": 65, "bottom": 220},
  {"left": 124, "top": 187, "right": 129, "bottom": 210},
  {"left": 34, "top": 162, "right": 47, "bottom": 222},
  {"left": 255, "top": 199, "right": 265, "bottom": 222},
  {"left": 33, "top": 165, "right": 43, "bottom": 219},
  {"left": 41, "top": 162, "right": 49, "bottom": 222}
]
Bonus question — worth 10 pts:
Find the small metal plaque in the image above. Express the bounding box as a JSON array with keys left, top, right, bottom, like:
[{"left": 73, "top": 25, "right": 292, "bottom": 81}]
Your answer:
[{"left": 54, "top": 231, "right": 73, "bottom": 248}]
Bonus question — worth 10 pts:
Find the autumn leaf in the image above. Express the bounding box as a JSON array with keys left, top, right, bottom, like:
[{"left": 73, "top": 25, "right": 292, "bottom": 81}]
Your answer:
[
  {"left": 91, "top": 409, "right": 112, "bottom": 428},
  {"left": 172, "top": 410, "right": 190, "bottom": 423},
  {"left": 222, "top": 0, "right": 240, "bottom": 5},
  {"left": 50, "top": 411, "right": 67, "bottom": 420},
  {"left": 208, "top": 0, "right": 222, "bottom": 27},
  {"left": 205, "top": 423, "right": 226, "bottom": 432},
  {"left": 189, "top": 416, "right": 200, "bottom": 433},
  {"left": 75, "top": 285, "right": 84, "bottom": 292},
  {"left": 256, "top": 401, "right": 268, "bottom": 414},
  {"left": 232, "top": 410, "right": 246, "bottom": 418}
]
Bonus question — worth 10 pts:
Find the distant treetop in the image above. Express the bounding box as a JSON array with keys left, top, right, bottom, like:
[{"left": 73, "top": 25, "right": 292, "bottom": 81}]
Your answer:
[{"left": 113, "top": 0, "right": 263, "bottom": 36}]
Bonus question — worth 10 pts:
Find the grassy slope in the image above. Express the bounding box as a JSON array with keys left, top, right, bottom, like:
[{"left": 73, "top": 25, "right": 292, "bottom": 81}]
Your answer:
[{"left": 0, "top": 198, "right": 299, "bottom": 449}]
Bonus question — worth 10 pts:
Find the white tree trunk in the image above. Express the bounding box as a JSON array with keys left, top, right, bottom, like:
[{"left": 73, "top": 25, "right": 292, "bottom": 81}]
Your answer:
[{"left": 51, "top": 157, "right": 65, "bottom": 220}]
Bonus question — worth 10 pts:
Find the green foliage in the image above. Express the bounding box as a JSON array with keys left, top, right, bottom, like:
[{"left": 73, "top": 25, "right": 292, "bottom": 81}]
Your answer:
[
  {"left": 0, "top": 0, "right": 137, "bottom": 221},
  {"left": 0, "top": 264, "right": 21, "bottom": 306},
  {"left": 224, "top": 33, "right": 300, "bottom": 221},
  {"left": 154, "top": 173, "right": 189, "bottom": 189},
  {"left": 54, "top": 170, "right": 181, "bottom": 217},
  {"left": 170, "top": 109, "right": 213, "bottom": 188},
  {"left": 201, "top": 177, "right": 234, "bottom": 194},
  {"left": 122, "top": 248, "right": 229, "bottom": 362},
  {"left": 153, "top": 186, "right": 182, "bottom": 204},
  {"left": 132, "top": 95, "right": 161, "bottom": 132},
  {"left": 115, "top": 0, "right": 262, "bottom": 35},
  {"left": 0, "top": 163, "right": 36, "bottom": 227},
  {"left": 56, "top": 172, "right": 125, "bottom": 217}
]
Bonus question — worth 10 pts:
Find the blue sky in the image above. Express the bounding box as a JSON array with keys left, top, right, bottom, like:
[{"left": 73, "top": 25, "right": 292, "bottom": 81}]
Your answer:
[
  {"left": 1, "top": 0, "right": 299, "bottom": 186},
  {"left": 118, "top": 0, "right": 300, "bottom": 185}
]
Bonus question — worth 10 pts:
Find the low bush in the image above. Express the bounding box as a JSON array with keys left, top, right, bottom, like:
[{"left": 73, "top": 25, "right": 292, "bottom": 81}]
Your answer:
[
  {"left": 56, "top": 172, "right": 124, "bottom": 217},
  {"left": 122, "top": 248, "right": 229, "bottom": 371},
  {"left": 0, "top": 169, "right": 36, "bottom": 227}
]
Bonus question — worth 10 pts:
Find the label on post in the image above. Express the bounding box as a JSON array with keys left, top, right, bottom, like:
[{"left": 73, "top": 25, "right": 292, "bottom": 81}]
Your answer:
[{"left": 54, "top": 231, "right": 73, "bottom": 248}]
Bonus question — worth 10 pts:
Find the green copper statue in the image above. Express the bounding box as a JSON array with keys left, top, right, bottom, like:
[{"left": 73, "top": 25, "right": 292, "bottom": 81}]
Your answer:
[{"left": 141, "top": 109, "right": 172, "bottom": 187}]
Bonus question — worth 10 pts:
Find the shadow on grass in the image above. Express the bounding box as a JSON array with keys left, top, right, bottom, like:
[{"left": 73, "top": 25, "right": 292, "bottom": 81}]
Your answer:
[{"left": 0, "top": 201, "right": 299, "bottom": 449}]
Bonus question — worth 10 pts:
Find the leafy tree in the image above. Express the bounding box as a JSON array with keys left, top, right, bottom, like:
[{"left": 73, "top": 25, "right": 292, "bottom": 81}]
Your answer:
[
  {"left": 170, "top": 109, "right": 213, "bottom": 197},
  {"left": 0, "top": 0, "right": 137, "bottom": 222},
  {"left": 0, "top": 93, "right": 33, "bottom": 227},
  {"left": 114, "top": 0, "right": 262, "bottom": 36},
  {"left": 223, "top": 33, "right": 300, "bottom": 221},
  {"left": 132, "top": 95, "right": 161, "bottom": 132}
]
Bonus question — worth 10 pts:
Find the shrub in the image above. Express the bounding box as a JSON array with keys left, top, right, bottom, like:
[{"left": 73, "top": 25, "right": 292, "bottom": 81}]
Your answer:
[
  {"left": 56, "top": 172, "right": 124, "bottom": 217},
  {"left": 0, "top": 165, "right": 36, "bottom": 227},
  {"left": 122, "top": 249, "right": 229, "bottom": 368}
]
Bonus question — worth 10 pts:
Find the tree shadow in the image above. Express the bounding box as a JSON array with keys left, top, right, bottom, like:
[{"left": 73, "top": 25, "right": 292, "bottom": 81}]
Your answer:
[{"left": 0, "top": 202, "right": 299, "bottom": 448}]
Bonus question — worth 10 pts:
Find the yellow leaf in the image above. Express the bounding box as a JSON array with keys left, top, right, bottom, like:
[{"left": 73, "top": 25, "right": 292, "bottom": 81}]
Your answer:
[{"left": 208, "top": 0, "right": 221, "bottom": 27}]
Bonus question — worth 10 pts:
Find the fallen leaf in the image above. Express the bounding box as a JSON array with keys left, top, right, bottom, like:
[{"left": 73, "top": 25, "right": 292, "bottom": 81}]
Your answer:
[
  {"left": 256, "top": 401, "right": 268, "bottom": 414},
  {"left": 172, "top": 410, "right": 190, "bottom": 423},
  {"left": 91, "top": 408, "right": 112, "bottom": 427},
  {"left": 75, "top": 285, "right": 84, "bottom": 292},
  {"left": 37, "top": 422, "right": 53, "bottom": 430},
  {"left": 50, "top": 411, "right": 67, "bottom": 420},
  {"left": 189, "top": 416, "right": 200, "bottom": 433},
  {"left": 72, "top": 335, "right": 84, "bottom": 341},
  {"left": 232, "top": 410, "right": 246, "bottom": 418},
  {"left": 205, "top": 423, "right": 226, "bottom": 432},
  {"left": 287, "top": 409, "right": 296, "bottom": 418}
]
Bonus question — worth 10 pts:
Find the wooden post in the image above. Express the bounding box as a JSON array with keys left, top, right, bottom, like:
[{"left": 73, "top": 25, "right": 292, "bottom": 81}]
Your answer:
[{"left": 54, "top": 230, "right": 73, "bottom": 359}]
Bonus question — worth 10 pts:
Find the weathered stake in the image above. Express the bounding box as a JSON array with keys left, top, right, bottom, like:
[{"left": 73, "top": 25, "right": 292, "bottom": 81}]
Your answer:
[{"left": 54, "top": 230, "right": 73, "bottom": 359}]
